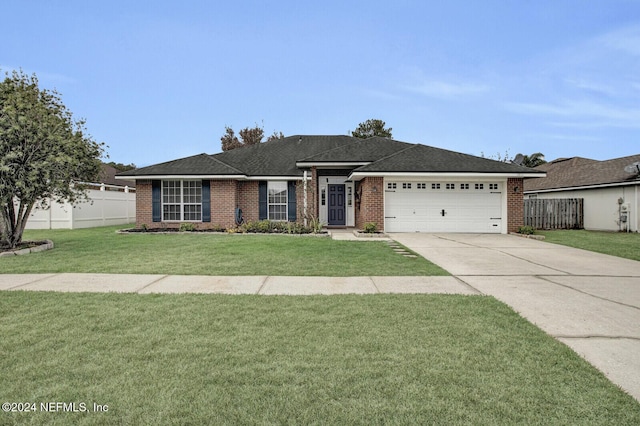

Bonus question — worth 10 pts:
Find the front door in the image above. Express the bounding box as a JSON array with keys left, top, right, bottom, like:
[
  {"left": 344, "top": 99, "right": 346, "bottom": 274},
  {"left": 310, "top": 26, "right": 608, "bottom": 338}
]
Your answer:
[{"left": 328, "top": 184, "right": 346, "bottom": 225}]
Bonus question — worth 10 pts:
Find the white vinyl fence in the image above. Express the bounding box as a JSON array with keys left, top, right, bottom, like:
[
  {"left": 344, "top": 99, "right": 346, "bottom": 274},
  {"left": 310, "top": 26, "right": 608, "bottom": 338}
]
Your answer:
[{"left": 25, "top": 184, "right": 136, "bottom": 229}]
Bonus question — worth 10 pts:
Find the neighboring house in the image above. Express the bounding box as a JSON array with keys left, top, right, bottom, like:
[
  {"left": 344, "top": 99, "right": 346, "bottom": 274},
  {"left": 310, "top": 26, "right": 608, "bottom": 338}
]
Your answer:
[
  {"left": 117, "top": 136, "right": 544, "bottom": 234},
  {"left": 26, "top": 164, "right": 136, "bottom": 229},
  {"left": 524, "top": 154, "right": 640, "bottom": 232}
]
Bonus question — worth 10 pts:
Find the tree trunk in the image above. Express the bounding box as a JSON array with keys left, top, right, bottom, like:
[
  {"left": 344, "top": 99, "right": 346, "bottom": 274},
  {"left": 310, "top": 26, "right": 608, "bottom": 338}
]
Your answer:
[{"left": 1, "top": 200, "right": 34, "bottom": 249}]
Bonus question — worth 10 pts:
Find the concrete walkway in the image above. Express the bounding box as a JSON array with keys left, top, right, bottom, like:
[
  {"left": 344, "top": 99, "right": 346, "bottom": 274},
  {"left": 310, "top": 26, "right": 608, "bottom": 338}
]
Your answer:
[
  {"left": 0, "top": 274, "right": 473, "bottom": 295},
  {"left": 390, "top": 233, "right": 640, "bottom": 402}
]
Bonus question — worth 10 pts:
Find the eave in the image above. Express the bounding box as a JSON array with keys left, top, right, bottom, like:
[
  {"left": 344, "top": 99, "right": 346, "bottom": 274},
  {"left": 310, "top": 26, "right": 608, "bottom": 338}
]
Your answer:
[
  {"left": 115, "top": 174, "right": 248, "bottom": 181},
  {"left": 348, "top": 171, "right": 547, "bottom": 181},
  {"left": 525, "top": 179, "right": 640, "bottom": 194}
]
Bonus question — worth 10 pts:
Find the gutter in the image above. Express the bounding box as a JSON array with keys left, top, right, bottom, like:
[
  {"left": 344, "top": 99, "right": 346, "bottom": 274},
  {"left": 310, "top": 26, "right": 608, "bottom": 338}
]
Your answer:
[
  {"left": 115, "top": 174, "right": 309, "bottom": 181},
  {"left": 524, "top": 179, "right": 640, "bottom": 194},
  {"left": 349, "top": 171, "right": 547, "bottom": 181},
  {"left": 115, "top": 175, "right": 248, "bottom": 180}
]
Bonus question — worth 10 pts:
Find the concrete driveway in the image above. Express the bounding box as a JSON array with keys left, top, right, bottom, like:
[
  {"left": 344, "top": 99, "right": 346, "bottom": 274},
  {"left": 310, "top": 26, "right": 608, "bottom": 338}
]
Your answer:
[{"left": 390, "top": 232, "right": 640, "bottom": 402}]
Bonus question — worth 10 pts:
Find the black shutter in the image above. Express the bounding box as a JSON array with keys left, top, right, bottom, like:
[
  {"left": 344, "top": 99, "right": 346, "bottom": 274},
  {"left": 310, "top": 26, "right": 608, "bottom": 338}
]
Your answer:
[
  {"left": 201, "top": 180, "right": 211, "bottom": 222},
  {"left": 152, "top": 180, "right": 161, "bottom": 222},
  {"left": 259, "top": 181, "right": 267, "bottom": 220},
  {"left": 287, "top": 181, "right": 297, "bottom": 222}
]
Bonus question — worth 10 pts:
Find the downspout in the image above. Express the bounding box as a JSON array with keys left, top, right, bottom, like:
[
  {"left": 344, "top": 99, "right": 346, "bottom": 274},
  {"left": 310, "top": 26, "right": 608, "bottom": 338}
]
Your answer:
[
  {"left": 633, "top": 185, "right": 640, "bottom": 232},
  {"left": 303, "top": 170, "right": 308, "bottom": 227}
]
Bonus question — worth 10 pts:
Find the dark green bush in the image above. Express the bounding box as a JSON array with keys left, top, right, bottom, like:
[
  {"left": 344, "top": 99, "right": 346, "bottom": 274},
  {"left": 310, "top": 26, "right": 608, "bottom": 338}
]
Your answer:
[{"left": 518, "top": 225, "right": 535, "bottom": 235}]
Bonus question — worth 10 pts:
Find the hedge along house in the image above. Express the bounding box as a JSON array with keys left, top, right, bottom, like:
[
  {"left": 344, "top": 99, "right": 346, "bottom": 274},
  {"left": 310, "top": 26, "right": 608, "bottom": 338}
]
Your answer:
[{"left": 117, "top": 135, "right": 545, "bottom": 233}]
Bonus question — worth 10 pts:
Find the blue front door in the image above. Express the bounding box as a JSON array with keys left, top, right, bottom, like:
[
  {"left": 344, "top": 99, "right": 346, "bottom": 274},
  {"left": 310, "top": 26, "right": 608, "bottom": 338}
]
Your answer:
[{"left": 328, "top": 184, "right": 345, "bottom": 225}]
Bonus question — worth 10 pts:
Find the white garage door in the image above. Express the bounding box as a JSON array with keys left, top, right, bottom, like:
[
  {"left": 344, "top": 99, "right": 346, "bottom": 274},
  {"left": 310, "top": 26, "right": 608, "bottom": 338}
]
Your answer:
[{"left": 385, "top": 181, "right": 503, "bottom": 233}]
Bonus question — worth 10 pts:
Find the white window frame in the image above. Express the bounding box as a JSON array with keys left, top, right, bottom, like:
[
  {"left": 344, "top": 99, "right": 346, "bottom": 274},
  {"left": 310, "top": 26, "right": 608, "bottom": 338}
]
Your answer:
[
  {"left": 162, "top": 180, "right": 202, "bottom": 222},
  {"left": 267, "top": 181, "right": 288, "bottom": 221}
]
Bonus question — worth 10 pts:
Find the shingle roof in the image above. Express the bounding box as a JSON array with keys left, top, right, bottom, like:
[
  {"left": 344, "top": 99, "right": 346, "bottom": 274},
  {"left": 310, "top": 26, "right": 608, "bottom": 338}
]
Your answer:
[
  {"left": 298, "top": 137, "right": 413, "bottom": 163},
  {"left": 212, "top": 135, "right": 355, "bottom": 176},
  {"left": 524, "top": 154, "right": 640, "bottom": 191},
  {"left": 119, "top": 153, "right": 244, "bottom": 177},
  {"left": 353, "top": 144, "right": 542, "bottom": 174},
  {"left": 118, "top": 135, "right": 544, "bottom": 179}
]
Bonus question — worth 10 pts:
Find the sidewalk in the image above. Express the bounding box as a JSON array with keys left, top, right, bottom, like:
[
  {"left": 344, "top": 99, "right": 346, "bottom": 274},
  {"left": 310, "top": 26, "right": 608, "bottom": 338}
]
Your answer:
[{"left": 0, "top": 273, "right": 475, "bottom": 295}]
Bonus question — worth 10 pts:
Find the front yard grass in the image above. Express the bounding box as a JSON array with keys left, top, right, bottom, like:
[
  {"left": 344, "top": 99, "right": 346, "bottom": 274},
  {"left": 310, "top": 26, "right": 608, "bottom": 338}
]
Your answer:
[
  {"left": 1, "top": 292, "right": 638, "bottom": 424},
  {"left": 2, "top": 225, "right": 448, "bottom": 276},
  {"left": 537, "top": 229, "right": 640, "bottom": 261}
]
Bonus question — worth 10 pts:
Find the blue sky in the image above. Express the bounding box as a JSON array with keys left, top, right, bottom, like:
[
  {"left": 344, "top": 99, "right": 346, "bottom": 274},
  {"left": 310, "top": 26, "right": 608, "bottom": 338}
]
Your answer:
[{"left": 3, "top": 1, "right": 639, "bottom": 167}]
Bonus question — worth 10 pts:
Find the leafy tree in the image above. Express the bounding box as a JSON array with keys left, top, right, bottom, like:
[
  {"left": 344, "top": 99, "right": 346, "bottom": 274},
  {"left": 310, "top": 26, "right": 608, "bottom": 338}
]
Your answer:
[
  {"left": 220, "top": 126, "right": 242, "bottom": 151},
  {"left": 351, "top": 119, "right": 392, "bottom": 139},
  {"left": 106, "top": 161, "right": 136, "bottom": 172},
  {"left": 220, "top": 122, "right": 284, "bottom": 151},
  {"left": 238, "top": 125, "right": 264, "bottom": 146},
  {"left": 519, "top": 152, "right": 546, "bottom": 168},
  {"left": 0, "top": 70, "right": 104, "bottom": 248}
]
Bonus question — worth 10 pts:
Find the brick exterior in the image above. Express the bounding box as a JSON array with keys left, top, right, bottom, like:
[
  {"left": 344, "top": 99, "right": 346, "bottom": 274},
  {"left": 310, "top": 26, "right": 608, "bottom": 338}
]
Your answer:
[
  {"left": 136, "top": 179, "right": 237, "bottom": 230},
  {"left": 237, "top": 181, "right": 259, "bottom": 223},
  {"left": 136, "top": 175, "right": 522, "bottom": 234},
  {"left": 136, "top": 180, "right": 153, "bottom": 228},
  {"left": 355, "top": 177, "right": 385, "bottom": 231},
  {"left": 507, "top": 178, "right": 524, "bottom": 233},
  {"left": 211, "top": 180, "right": 237, "bottom": 228},
  {"left": 298, "top": 168, "right": 318, "bottom": 223}
]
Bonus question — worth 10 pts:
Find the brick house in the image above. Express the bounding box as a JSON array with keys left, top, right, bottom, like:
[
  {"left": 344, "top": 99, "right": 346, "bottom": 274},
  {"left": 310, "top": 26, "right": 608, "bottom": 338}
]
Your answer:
[{"left": 117, "top": 135, "right": 544, "bottom": 233}]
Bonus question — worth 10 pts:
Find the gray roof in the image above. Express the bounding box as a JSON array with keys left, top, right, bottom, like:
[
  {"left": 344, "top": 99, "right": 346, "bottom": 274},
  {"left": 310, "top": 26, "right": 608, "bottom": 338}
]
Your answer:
[
  {"left": 524, "top": 154, "right": 640, "bottom": 192},
  {"left": 99, "top": 164, "right": 136, "bottom": 187},
  {"left": 353, "top": 144, "right": 542, "bottom": 174},
  {"left": 214, "top": 135, "right": 354, "bottom": 176},
  {"left": 119, "top": 135, "right": 543, "bottom": 179},
  {"left": 299, "top": 137, "right": 413, "bottom": 163},
  {"left": 119, "top": 153, "right": 244, "bottom": 177}
]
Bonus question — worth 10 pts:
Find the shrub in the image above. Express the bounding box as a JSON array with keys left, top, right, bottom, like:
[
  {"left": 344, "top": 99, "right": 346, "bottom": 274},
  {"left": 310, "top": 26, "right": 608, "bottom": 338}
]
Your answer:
[
  {"left": 518, "top": 225, "right": 535, "bottom": 235},
  {"left": 238, "top": 220, "right": 323, "bottom": 235},
  {"left": 363, "top": 222, "right": 378, "bottom": 233},
  {"left": 179, "top": 223, "right": 196, "bottom": 232}
]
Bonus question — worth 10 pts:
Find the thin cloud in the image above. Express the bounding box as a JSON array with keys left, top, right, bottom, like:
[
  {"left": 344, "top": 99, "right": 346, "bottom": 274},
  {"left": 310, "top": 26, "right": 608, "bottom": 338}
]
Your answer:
[
  {"left": 507, "top": 100, "right": 640, "bottom": 128},
  {"left": 524, "top": 133, "right": 602, "bottom": 142},
  {"left": 362, "top": 88, "right": 406, "bottom": 102},
  {"left": 598, "top": 25, "right": 640, "bottom": 56},
  {"left": 564, "top": 78, "right": 617, "bottom": 97},
  {"left": 403, "top": 80, "right": 490, "bottom": 100}
]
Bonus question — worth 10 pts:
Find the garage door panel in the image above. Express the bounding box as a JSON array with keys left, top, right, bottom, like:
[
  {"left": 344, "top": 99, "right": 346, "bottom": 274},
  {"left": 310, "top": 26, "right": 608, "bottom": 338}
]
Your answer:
[{"left": 385, "top": 181, "right": 502, "bottom": 233}]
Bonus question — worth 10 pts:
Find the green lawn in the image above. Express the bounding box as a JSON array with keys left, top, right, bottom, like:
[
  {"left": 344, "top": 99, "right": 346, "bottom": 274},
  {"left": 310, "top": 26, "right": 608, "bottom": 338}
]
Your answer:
[
  {"left": 1, "top": 292, "right": 638, "bottom": 425},
  {"left": 2, "top": 225, "right": 447, "bottom": 276},
  {"left": 537, "top": 229, "right": 640, "bottom": 261}
]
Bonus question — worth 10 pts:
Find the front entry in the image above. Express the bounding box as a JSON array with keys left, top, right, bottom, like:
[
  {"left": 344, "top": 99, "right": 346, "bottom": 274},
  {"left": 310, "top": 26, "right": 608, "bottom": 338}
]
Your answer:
[{"left": 328, "top": 184, "right": 346, "bottom": 225}]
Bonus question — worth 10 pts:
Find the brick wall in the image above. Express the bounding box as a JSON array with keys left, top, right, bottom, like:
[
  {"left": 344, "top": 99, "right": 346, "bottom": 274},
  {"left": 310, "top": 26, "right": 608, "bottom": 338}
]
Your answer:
[
  {"left": 507, "top": 178, "right": 524, "bottom": 233},
  {"left": 296, "top": 169, "right": 317, "bottom": 223},
  {"left": 211, "top": 180, "right": 237, "bottom": 228},
  {"left": 237, "top": 181, "right": 259, "bottom": 223},
  {"left": 136, "top": 180, "right": 153, "bottom": 227},
  {"left": 355, "top": 177, "right": 385, "bottom": 231}
]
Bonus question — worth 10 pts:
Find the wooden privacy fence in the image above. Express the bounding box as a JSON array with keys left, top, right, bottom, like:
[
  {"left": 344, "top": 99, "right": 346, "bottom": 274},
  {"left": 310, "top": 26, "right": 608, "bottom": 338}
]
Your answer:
[{"left": 524, "top": 198, "right": 584, "bottom": 229}]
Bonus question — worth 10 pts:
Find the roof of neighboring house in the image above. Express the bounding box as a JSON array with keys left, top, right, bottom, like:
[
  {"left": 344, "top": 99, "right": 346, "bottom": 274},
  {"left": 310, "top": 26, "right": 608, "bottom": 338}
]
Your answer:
[
  {"left": 524, "top": 154, "right": 640, "bottom": 192},
  {"left": 117, "top": 135, "right": 543, "bottom": 179},
  {"left": 100, "top": 164, "right": 136, "bottom": 187}
]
